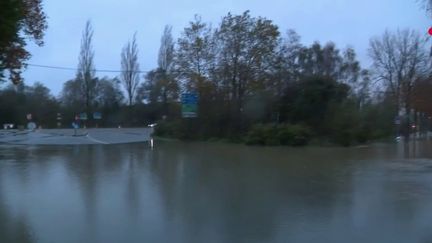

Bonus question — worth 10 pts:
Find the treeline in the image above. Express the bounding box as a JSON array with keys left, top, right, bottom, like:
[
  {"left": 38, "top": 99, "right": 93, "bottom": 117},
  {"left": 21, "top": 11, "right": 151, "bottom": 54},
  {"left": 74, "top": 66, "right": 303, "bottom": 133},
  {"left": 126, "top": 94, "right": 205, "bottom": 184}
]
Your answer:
[
  {"left": 0, "top": 82, "right": 58, "bottom": 127},
  {"left": 1, "top": 11, "right": 432, "bottom": 146}
]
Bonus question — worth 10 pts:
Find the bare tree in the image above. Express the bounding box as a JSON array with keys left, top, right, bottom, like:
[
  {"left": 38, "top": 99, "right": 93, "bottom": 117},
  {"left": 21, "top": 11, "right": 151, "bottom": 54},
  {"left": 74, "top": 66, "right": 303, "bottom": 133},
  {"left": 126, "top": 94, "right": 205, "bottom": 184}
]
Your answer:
[
  {"left": 76, "top": 20, "right": 97, "bottom": 111},
  {"left": 120, "top": 33, "right": 140, "bottom": 106},
  {"left": 158, "top": 25, "right": 175, "bottom": 71},
  {"left": 369, "top": 29, "right": 429, "bottom": 138},
  {"left": 136, "top": 26, "right": 178, "bottom": 106},
  {"left": 419, "top": 0, "right": 432, "bottom": 16}
]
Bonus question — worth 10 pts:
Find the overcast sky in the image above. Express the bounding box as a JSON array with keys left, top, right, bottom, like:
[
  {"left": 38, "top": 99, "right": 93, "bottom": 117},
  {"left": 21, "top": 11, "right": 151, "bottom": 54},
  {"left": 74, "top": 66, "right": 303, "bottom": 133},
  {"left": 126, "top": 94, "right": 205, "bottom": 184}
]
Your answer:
[{"left": 21, "top": 0, "right": 430, "bottom": 95}]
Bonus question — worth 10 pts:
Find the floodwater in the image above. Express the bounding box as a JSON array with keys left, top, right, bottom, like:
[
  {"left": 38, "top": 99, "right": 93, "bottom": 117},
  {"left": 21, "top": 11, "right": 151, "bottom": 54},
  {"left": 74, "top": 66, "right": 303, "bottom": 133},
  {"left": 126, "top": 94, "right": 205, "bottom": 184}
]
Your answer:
[{"left": 0, "top": 140, "right": 432, "bottom": 243}]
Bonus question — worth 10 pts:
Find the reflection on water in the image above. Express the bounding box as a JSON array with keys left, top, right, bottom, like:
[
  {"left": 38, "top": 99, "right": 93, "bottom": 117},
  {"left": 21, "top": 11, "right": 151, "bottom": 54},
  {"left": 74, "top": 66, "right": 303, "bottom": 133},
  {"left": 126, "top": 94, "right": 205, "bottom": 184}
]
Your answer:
[{"left": 1, "top": 141, "right": 432, "bottom": 242}]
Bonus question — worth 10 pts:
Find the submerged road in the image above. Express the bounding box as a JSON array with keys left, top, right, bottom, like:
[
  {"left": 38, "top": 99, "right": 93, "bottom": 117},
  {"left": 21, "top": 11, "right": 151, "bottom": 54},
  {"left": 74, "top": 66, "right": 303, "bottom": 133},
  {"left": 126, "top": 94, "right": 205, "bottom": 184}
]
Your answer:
[{"left": 0, "top": 128, "right": 153, "bottom": 145}]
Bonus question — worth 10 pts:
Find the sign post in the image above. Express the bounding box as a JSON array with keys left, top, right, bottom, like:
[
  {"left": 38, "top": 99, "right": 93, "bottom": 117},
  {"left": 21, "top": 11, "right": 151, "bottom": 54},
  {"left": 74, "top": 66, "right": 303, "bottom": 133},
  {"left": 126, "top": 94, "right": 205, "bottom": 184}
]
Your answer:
[
  {"left": 93, "top": 112, "right": 102, "bottom": 128},
  {"left": 79, "top": 113, "right": 88, "bottom": 128},
  {"left": 73, "top": 115, "right": 80, "bottom": 136},
  {"left": 57, "top": 113, "right": 62, "bottom": 128},
  {"left": 26, "top": 113, "right": 36, "bottom": 131}
]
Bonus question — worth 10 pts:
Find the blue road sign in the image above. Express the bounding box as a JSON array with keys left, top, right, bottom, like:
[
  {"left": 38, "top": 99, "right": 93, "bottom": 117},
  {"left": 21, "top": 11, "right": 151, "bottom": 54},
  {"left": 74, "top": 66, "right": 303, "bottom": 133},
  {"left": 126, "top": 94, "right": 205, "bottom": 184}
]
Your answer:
[
  {"left": 181, "top": 93, "right": 198, "bottom": 118},
  {"left": 181, "top": 93, "right": 198, "bottom": 104}
]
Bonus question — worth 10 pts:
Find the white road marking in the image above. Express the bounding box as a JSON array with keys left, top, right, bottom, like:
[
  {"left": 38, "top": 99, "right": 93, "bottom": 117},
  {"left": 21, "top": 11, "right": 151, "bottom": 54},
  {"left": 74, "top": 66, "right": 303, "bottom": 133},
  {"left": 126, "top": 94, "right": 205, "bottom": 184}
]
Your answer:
[{"left": 86, "top": 134, "right": 110, "bottom": 144}]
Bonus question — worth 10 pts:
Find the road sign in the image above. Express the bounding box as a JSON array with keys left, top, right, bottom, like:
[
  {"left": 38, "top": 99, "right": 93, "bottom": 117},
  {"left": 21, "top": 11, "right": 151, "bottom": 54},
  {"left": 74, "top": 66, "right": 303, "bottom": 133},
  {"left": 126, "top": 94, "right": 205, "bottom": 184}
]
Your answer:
[
  {"left": 181, "top": 93, "right": 198, "bottom": 104},
  {"left": 394, "top": 116, "right": 401, "bottom": 125},
  {"left": 181, "top": 93, "right": 198, "bottom": 118},
  {"left": 182, "top": 104, "right": 198, "bottom": 118},
  {"left": 79, "top": 113, "right": 88, "bottom": 120},
  {"left": 27, "top": 122, "right": 36, "bottom": 130},
  {"left": 93, "top": 112, "right": 102, "bottom": 120}
]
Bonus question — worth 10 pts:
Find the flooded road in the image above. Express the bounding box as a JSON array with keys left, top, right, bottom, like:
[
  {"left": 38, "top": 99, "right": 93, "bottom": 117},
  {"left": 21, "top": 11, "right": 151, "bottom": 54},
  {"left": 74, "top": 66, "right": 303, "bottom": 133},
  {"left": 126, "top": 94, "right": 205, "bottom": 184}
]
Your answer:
[{"left": 0, "top": 141, "right": 432, "bottom": 242}]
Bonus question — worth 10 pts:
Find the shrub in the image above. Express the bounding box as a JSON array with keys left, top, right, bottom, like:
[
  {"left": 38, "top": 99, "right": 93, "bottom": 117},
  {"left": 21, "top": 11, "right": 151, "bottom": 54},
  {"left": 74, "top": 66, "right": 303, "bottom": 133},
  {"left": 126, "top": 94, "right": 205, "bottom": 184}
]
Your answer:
[
  {"left": 154, "top": 120, "right": 183, "bottom": 138},
  {"left": 332, "top": 129, "right": 355, "bottom": 147},
  {"left": 154, "top": 119, "right": 204, "bottom": 140},
  {"left": 244, "top": 124, "right": 267, "bottom": 145},
  {"left": 245, "top": 123, "right": 311, "bottom": 146},
  {"left": 277, "top": 124, "right": 312, "bottom": 146}
]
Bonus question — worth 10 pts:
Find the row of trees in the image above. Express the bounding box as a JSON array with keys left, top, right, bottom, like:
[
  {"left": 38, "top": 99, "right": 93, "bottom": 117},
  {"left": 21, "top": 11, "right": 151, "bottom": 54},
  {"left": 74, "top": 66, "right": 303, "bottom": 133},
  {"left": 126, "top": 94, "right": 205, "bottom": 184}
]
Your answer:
[
  {"left": 1, "top": 11, "right": 432, "bottom": 145},
  {"left": 0, "top": 82, "right": 58, "bottom": 127},
  {"left": 144, "top": 12, "right": 432, "bottom": 144}
]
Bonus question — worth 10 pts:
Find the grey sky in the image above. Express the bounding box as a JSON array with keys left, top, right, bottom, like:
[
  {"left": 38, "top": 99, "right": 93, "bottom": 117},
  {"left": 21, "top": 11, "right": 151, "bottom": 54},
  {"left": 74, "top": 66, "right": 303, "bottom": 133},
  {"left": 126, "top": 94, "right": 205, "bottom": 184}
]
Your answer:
[{"left": 22, "top": 0, "right": 429, "bottom": 95}]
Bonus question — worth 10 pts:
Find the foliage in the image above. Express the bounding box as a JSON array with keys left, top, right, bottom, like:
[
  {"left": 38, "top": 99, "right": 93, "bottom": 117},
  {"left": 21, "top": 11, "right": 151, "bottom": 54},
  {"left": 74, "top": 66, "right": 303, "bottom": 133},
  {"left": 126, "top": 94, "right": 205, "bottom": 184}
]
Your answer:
[
  {"left": 59, "top": 77, "right": 124, "bottom": 127},
  {"left": 153, "top": 120, "right": 193, "bottom": 140},
  {"left": 137, "top": 68, "right": 179, "bottom": 107},
  {"left": 369, "top": 29, "right": 429, "bottom": 139},
  {"left": 96, "top": 78, "right": 124, "bottom": 109},
  {"left": 0, "top": 0, "right": 47, "bottom": 84},
  {"left": 0, "top": 82, "right": 58, "bottom": 127},
  {"left": 136, "top": 26, "right": 178, "bottom": 115},
  {"left": 245, "top": 124, "right": 312, "bottom": 146},
  {"left": 283, "top": 76, "right": 350, "bottom": 133}
]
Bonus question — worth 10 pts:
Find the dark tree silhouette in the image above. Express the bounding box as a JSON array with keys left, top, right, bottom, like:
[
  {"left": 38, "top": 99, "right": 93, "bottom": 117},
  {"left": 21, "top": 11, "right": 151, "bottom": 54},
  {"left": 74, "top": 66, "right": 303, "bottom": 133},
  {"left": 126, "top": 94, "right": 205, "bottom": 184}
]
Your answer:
[
  {"left": 121, "top": 33, "right": 140, "bottom": 106},
  {"left": 0, "top": 0, "right": 47, "bottom": 84},
  {"left": 76, "top": 20, "right": 98, "bottom": 112}
]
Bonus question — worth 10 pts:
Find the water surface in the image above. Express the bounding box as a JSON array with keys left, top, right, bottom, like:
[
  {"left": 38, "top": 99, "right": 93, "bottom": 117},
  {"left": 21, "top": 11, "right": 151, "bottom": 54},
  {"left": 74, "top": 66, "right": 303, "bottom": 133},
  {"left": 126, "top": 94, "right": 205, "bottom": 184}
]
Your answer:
[{"left": 1, "top": 141, "right": 432, "bottom": 243}]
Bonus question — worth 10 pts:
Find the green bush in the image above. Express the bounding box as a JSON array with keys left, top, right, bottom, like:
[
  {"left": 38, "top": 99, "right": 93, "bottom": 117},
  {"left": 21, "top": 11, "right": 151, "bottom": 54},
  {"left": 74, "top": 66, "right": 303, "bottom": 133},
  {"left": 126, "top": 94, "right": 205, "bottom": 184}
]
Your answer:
[
  {"left": 332, "top": 129, "right": 355, "bottom": 147},
  {"left": 154, "top": 120, "right": 188, "bottom": 138},
  {"left": 245, "top": 124, "right": 311, "bottom": 146},
  {"left": 154, "top": 119, "right": 205, "bottom": 140},
  {"left": 277, "top": 124, "right": 312, "bottom": 146},
  {"left": 244, "top": 124, "right": 267, "bottom": 145}
]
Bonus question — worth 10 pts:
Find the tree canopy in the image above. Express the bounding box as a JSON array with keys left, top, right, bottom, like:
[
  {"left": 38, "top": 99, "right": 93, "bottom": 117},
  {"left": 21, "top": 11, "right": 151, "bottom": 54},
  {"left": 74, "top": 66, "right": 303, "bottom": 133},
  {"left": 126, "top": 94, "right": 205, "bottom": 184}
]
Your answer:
[{"left": 0, "top": 0, "right": 47, "bottom": 84}]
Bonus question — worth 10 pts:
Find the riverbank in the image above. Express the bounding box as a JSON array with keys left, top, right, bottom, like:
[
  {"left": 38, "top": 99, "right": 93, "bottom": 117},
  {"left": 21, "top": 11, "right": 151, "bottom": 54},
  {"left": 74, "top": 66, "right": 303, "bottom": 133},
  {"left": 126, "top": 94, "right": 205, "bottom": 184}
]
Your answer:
[
  {"left": 153, "top": 120, "right": 400, "bottom": 147},
  {"left": 153, "top": 132, "right": 401, "bottom": 148}
]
